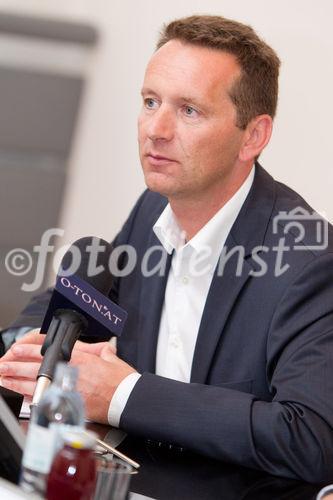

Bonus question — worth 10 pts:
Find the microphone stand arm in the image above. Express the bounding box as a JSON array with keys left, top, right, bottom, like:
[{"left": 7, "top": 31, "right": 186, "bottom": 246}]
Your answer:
[{"left": 32, "top": 309, "right": 87, "bottom": 407}]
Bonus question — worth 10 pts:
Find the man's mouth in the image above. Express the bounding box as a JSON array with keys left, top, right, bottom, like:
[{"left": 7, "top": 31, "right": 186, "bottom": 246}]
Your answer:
[{"left": 145, "top": 153, "right": 177, "bottom": 166}]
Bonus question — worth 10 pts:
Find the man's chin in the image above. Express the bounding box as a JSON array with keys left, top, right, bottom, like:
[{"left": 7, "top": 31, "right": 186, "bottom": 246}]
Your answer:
[{"left": 144, "top": 173, "right": 175, "bottom": 197}]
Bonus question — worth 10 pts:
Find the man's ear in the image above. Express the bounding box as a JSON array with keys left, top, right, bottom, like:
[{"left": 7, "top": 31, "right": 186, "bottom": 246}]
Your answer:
[{"left": 239, "top": 115, "right": 273, "bottom": 162}]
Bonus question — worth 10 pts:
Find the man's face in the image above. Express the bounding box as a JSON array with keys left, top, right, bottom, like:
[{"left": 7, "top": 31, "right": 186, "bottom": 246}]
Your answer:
[{"left": 138, "top": 39, "right": 246, "bottom": 202}]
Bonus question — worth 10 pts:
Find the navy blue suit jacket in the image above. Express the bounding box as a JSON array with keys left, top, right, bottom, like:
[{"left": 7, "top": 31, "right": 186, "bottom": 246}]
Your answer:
[{"left": 11, "top": 165, "right": 333, "bottom": 483}]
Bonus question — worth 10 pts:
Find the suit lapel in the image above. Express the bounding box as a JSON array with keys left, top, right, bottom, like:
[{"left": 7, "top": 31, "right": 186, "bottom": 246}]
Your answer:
[
  {"left": 190, "top": 236, "right": 252, "bottom": 383},
  {"left": 136, "top": 232, "right": 172, "bottom": 373},
  {"left": 191, "top": 164, "right": 277, "bottom": 383}
]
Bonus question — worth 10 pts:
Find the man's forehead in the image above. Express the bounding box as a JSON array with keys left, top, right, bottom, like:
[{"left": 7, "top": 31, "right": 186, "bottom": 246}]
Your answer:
[
  {"left": 142, "top": 40, "right": 241, "bottom": 101},
  {"left": 144, "top": 39, "right": 241, "bottom": 86}
]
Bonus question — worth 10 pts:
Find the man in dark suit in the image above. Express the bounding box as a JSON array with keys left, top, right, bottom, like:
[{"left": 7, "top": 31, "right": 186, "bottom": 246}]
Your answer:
[{"left": 1, "top": 15, "right": 333, "bottom": 483}]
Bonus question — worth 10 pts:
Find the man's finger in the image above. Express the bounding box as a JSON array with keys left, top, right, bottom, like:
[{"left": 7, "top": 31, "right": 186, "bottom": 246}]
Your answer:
[
  {"left": 15, "top": 329, "right": 43, "bottom": 345},
  {"left": 0, "top": 350, "right": 18, "bottom": 362},
  {"left": 0, "top": 377, "right": 36, "bottom": 397},
  {"left": 0, "top": 361, "right": 40, "bottom": 380},
  {"left": 0, "top": 330, "right": 44, "bottom": 362},
  {"left": 9, "top": 344, "right": 43, "bottom": 361}
]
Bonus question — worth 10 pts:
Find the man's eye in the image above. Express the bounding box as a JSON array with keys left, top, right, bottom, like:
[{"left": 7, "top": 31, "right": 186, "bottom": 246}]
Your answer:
[
  {"left": 183, "top": 106, "right": 198, "bottom": 117},
  {"left": 144, "top": 98, "right": 157, "bottom": 109}
]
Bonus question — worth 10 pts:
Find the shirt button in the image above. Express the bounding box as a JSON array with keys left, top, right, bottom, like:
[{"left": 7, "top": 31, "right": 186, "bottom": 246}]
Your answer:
[{"left": 182, "top": 276, "right": 189, "bottom": 285}]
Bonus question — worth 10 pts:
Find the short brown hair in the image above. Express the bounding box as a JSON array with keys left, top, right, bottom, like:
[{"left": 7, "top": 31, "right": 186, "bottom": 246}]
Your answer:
[{"left": 157, "top": 15, "right": 280, "bottom": 129}]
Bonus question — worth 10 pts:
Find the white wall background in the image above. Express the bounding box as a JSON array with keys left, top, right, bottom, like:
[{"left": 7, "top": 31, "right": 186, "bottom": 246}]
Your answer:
[{"left": 0, "top": 0, "right": 332, "bottom": 251}]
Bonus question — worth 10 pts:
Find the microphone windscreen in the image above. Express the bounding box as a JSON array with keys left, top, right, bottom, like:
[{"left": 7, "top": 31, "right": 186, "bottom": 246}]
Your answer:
[
  {"left": 41, "top": 235, "right": 126, "bottom": 340},
  {"left": 59, "top": 236, "right": 113, "bottom": 295}
]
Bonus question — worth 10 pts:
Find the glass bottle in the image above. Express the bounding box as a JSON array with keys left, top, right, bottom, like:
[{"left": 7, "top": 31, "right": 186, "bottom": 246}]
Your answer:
[
  {"left": 47, "top": 429, "right": 97, "bottom": 500},
  {"left": 20, "top": 362, "right": 85, "bottom": 496}
]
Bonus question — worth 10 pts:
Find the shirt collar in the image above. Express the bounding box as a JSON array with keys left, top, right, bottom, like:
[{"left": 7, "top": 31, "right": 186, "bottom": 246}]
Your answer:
[{"left": 153, "top": 166, "right": 255, "bottom": 260}]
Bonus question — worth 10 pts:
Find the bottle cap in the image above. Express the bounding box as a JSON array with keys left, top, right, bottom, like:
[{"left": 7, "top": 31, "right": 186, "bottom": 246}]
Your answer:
[{"left": 62, "top": 428, "right": 97, "bottom": 450}]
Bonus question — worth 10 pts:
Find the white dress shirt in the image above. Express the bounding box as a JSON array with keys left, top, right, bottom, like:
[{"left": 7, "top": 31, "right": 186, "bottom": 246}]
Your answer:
[{"left": 108, "top": 167, "right": 255, "bottom": 426}]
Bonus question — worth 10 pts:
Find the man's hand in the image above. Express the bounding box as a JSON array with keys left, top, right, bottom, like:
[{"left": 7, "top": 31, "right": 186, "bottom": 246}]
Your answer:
[{"left": 0, "top": 330, "right": 137, "bottom": 424}]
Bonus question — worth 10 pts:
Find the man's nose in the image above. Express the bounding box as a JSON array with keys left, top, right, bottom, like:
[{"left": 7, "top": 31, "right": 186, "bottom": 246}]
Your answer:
[{"left": 147, "top": 106, "right": 175, "bottom": 142}]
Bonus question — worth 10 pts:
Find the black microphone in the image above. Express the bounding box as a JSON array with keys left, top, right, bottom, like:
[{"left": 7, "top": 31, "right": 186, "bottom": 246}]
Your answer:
[{"left": 32, "top": 236, "right": 115, "bottom": 407}]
